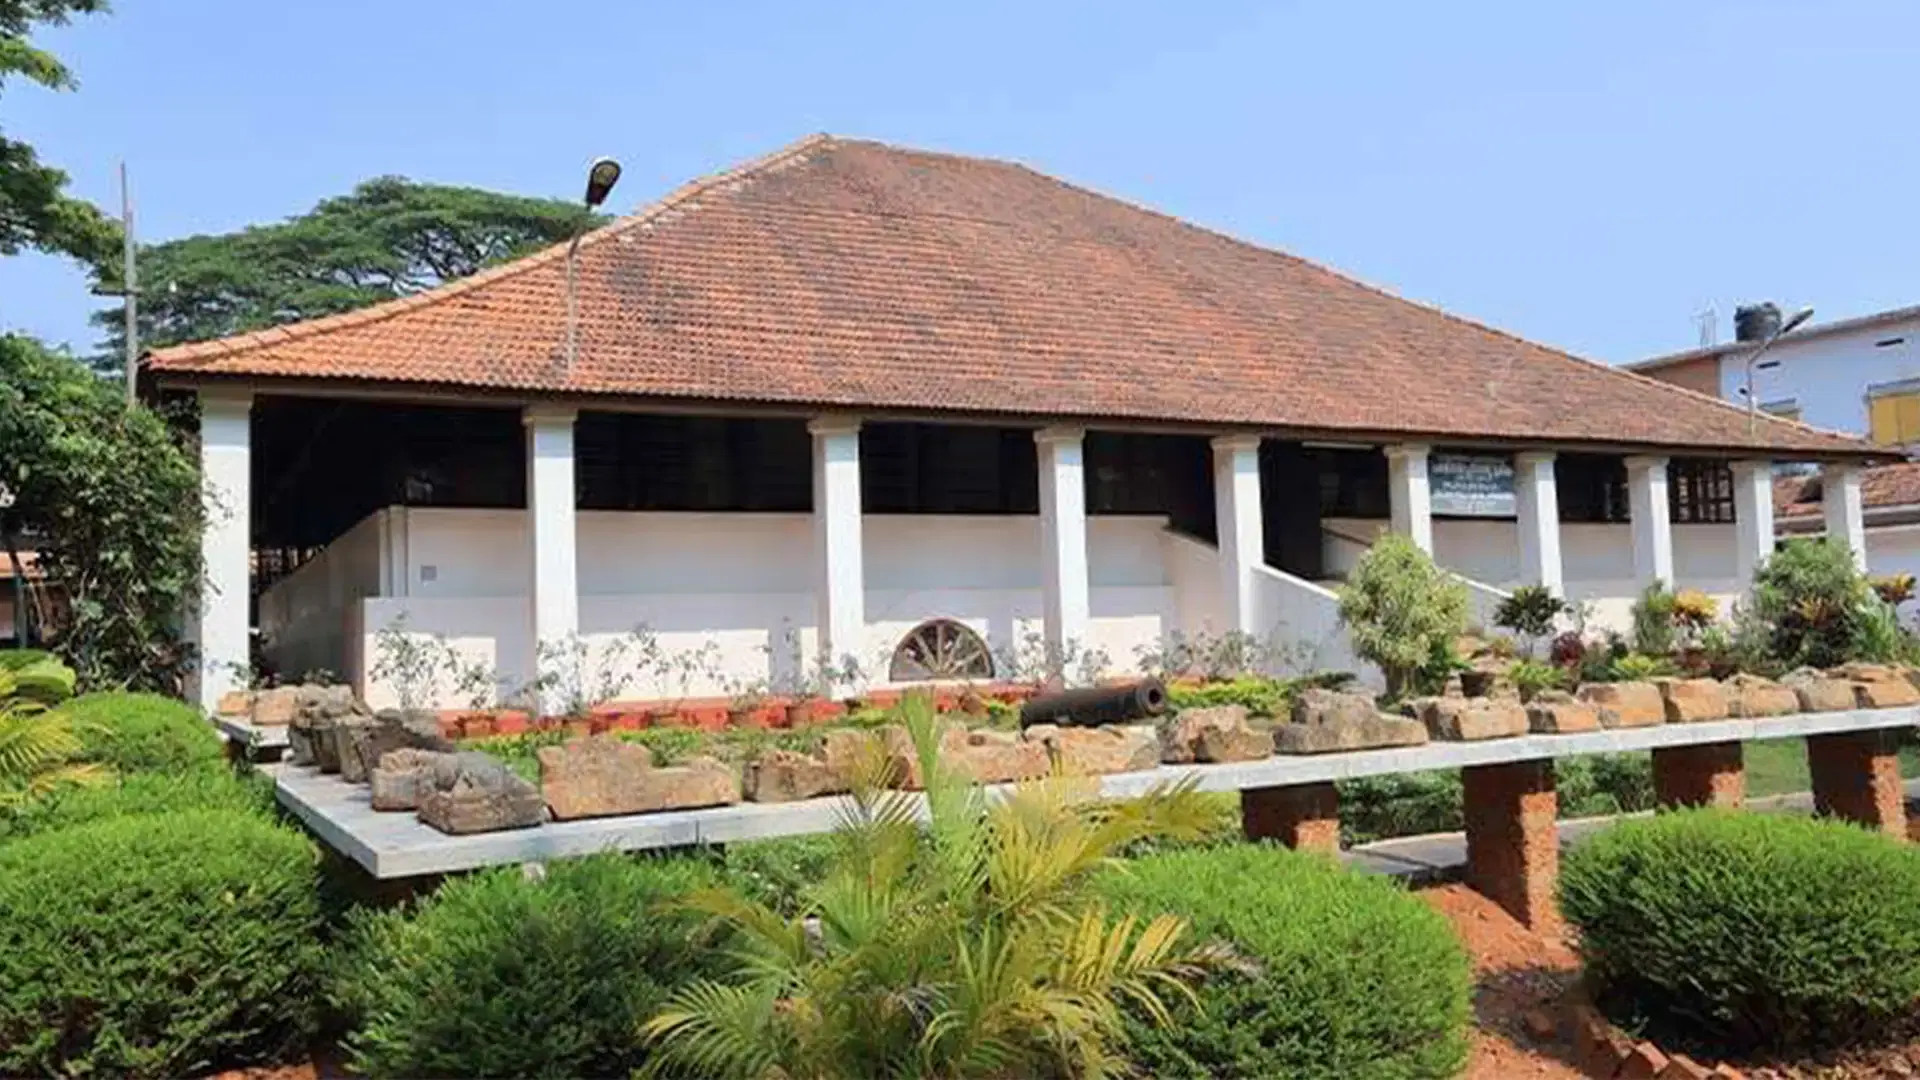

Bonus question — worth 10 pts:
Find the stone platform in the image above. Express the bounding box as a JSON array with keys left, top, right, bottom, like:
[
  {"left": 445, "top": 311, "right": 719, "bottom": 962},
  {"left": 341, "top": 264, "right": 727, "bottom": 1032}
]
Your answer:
[{"left": 276, "top": 705, "right": 1920, "bottom": 879}]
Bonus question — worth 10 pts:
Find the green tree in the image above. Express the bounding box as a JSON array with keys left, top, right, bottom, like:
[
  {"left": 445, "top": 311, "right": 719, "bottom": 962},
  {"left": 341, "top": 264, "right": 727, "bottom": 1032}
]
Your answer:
[
  {"left": 1336, "top": 533, "right": 1470, "bottom": 699},
  {"left": 94, "top": 177, "right": 593, "bottom": 352},
  {"left": 0, "top": 0, "right": 118, "bottom": 267},
  {"left": 0, "top": 335, "right": 201, "bottom": 692}
]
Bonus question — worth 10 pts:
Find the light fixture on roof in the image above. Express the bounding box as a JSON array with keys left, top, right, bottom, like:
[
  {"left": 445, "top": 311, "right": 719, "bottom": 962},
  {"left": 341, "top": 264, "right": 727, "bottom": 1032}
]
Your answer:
[
  {"left": 1745, "top": 305, "right": 1814, "bottom": 439},
  {"left": 565, "top": 157, "right": 623, "bottom": 375}
]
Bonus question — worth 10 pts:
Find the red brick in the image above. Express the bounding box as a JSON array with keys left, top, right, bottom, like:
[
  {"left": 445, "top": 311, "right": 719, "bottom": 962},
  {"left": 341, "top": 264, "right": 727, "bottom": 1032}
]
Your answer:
[
  {"left": 145, "top": 137, "right": 1867, "bottom": 459},
  {"left": 1652, "top": 742, "right": 1745, "bottom": 808},
  {"left": 1464, "top": 760, "right": 1560, "bottom": 934},
  {"left": 1659, "top": 1055, "right": 1713, "bottom": 1080},
  {"left": 1243, "top": 782, "right": 1340, "bottom": 854},
  {"left": 1808, "top": 729, "right": 1907, "bottom": 837},
  {"left": 1619, "top": 1041, "right": 1671, "bottom": 1079}
]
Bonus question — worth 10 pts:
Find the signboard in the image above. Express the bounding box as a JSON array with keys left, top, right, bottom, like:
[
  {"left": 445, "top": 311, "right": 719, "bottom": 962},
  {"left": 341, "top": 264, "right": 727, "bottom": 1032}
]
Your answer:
[{"left": 1430, "top": 453, "right": 1515, "bottom": 518}]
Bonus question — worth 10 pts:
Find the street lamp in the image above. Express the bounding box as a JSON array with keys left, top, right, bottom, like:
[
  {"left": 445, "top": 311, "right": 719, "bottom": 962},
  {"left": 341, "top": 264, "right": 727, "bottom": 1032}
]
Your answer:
[
  {"left": 564, "top": 157, "right": 622, "bottom": 374},
  {"left": 1745, "top": 305, "right": 1814, "bottom": 437}
]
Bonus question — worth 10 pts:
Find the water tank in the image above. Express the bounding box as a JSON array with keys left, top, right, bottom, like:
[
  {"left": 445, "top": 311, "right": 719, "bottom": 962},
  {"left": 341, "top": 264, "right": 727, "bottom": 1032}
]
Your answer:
[{"left": 1734, "top": 302, "right": 1782, "bottom": 343}]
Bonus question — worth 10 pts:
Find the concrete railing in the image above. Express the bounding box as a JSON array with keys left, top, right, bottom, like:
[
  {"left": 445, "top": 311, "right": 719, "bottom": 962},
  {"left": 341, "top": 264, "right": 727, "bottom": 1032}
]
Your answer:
[
  {"left": 1250, "top": 564, "right": 1381, "bottom": 688},
  {"left": 1452, "top": 572, "right": 1512, "bottom": 634}
]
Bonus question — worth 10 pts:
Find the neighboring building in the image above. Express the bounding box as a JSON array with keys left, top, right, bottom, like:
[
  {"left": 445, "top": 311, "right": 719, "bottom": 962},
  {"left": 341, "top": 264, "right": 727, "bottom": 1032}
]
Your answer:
[
  {"left": 1635, "top": 303, "right": 1920, "bottom": 587},
  {"left": 145, "top": 135, "right": 1881, "bottom": 713},
  {"left": 1777, "top": 464, "right": 1920, "bottom": 605},
  {"left": 1629, "top": 304, "right": 1920, "bottom": 445}
]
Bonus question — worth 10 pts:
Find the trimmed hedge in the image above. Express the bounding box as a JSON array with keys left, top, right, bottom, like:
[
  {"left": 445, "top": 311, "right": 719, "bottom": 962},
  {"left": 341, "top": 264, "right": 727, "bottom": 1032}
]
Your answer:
[
  {"left": 0, "top": 766, "right": 274, "bottom": 841},
  {"left": 58, "top": 690, "right": 225, "bottom": 774},
  {"left": 338, "top": 853, "right": 724, "bottom": 1079},
  {"left": 1561, "top": 808, "right": 1920, "bottom": 1055},
  {"left": 1096, "top": 843, "right": 1471, "bottom": 1079},
  {"left": 0, "top": 808, "right": 324, "bottom": 1078}
]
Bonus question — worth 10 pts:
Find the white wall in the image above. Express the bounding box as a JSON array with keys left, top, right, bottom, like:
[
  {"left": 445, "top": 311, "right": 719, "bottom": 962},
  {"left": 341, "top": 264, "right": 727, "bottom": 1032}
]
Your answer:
[
  {"left": 1715, "top": 314, "right": 1920, "bottom": 438},
  {"left": 257, "top": 511, "right": 383, "bottom": 683},
  {"left": 264, "top": 508, "right": 1182, "bottom": 710},
  {"left": 1323, "top": 517, "right": 1745, "bottom": 632}
]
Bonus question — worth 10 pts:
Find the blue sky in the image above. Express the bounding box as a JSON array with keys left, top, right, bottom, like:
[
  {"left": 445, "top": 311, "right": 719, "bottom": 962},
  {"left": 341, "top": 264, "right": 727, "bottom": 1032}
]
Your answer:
[{"left": 3, "top": 0, "right": 1915, "bottom": 364}]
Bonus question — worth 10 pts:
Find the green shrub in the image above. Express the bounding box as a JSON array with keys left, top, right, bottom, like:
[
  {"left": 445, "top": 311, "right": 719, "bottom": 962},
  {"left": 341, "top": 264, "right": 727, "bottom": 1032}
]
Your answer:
[
  {"left": 1168, "top": 674, "right": 1291, "bottom": 717},
  {"left": 1752, "top": 538, "right": 1879, "bottom": 669},
  {"left": 0, "top": 808, "right": 323, "bottom": 1077},
  {"left": 339, "top": 853, "right": 723, "bottom": 1079},
  {"left": 720, "top": 832, "right": 842, "bottom": 915},
  {"left": 1508, "top": 658, "right": 1566, "bottom": 699},
  {"left": 1339, "top": 756, "right": 1653, "bottom": 843},
  {"left": 1337, "top": 533, "right": 1470, "bottom": 699},
  {"left": 1557, "top": 753, "right": 1654, "bottom": 817},
  {"left": 1561, "top": 809, "right": 1920, "bottom": 1055},
  {"left": 0, "top": 766, "right": 273, "bottom": 841},
  {"left": 1339, "top": 769, "right": 1464, "bottom": 843},
  {"left": 1630, "top": 581, "right": 1678, "bottom": 657},
  {"left": 1494, "top": 584, "right": 1569, "bottom": 645},
  {"left": 57, "top": 690, "right": 225, "bottom": 774},
  {"left": 1609, "top": 652, "right": 1675, "bottom": 681},
  {"left": 1097, "top": 844, "right": 1470, "bottom": 1079}
]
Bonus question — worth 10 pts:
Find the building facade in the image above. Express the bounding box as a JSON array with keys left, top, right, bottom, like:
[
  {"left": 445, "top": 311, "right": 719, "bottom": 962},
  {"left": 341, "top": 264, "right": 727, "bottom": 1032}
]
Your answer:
[
  {"left": 1634, "top": 304, "right": 1920, "bottom": 598},
  {"left": 1631, "top": 305, "right": 1920, "bottom": 446},
  {"left": 148, "top": 136, "right": 1881, "bottom": 714}
]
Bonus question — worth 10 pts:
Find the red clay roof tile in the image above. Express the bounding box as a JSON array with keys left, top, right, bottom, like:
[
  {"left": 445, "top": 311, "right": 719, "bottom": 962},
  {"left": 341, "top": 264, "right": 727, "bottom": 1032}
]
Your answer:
[
  {"left": 1777, "top": 461, "right": 1920, "bottom": 519},
  {"left": 149, "top": 134, "right": 1873, "bottom": 457}
]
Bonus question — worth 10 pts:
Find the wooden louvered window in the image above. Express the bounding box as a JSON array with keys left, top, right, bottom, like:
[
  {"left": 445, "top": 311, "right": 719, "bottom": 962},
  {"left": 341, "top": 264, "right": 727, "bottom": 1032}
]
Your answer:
[{"left": 1668, "top": 458, "right": 1735, "bottom": 525}]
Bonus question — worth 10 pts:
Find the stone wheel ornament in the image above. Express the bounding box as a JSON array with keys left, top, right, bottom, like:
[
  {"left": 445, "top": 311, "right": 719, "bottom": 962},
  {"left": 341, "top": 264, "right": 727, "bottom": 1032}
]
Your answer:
[{"left": 890, "top": 619, "right": 994, "bottom": 682}]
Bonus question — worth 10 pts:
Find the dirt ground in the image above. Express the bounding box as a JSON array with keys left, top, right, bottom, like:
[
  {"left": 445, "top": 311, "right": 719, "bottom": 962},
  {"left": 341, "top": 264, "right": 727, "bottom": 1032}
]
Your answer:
[{"left": 1420, "top": 884, "right": 1587, "bottom": 1079}]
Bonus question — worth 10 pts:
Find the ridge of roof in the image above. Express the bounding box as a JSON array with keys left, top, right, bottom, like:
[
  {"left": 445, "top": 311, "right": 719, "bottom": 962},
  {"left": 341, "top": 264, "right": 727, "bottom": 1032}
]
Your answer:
[
  {"left": 147, "top": 133, "right": 840, "bottom": 367},
  {"left": 141, "top": 134, "right": 1881, "bottom": 459},
  {"left": 972, "top": 147, "right": 1847, "bottom": 451}
]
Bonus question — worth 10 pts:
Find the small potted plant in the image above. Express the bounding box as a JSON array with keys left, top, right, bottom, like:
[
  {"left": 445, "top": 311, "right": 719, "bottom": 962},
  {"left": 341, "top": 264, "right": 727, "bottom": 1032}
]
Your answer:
[
  {"left": 1671, "top": 589, "right": 1719, "bottom": 675},
  {"left": 788, "top": 649, "right": 860, "bottom": 727},
  {"left": 726, "top": 677, "right": 778, "bottom": 729}
]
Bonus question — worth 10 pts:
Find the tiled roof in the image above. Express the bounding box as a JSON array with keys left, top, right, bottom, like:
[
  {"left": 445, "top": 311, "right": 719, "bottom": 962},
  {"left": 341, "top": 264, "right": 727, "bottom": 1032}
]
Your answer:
[
  {"left": 148, "top": 134, "right": 1875, "bottom": 457},
  {"left": 1777, "top": 461, "right": 1920, "bottom": 520}
]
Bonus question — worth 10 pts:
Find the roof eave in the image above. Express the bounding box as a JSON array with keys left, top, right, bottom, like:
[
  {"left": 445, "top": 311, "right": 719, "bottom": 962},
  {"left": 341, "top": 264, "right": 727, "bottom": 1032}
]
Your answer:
[{"left": 146, "top": 368, "right": 1890, "bottom": 464}]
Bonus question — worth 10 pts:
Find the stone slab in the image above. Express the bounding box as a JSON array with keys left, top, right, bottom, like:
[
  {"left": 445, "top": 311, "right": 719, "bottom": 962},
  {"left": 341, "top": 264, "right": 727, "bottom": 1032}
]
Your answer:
[
  {"left": 276, "top": 706, "right": 1920, "bottom": 879},
  {"left": 213, "top": 715, "right": 290, "bottom": 751}
]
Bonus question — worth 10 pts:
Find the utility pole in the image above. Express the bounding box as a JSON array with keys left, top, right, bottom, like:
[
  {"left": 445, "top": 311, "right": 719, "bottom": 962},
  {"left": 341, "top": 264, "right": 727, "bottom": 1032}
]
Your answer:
[
  {"left": 120, "top": 162, "right": 138, "bottom": 403},
  {"left": 91, "top": 162, "right": 140, "bottom": 403}
]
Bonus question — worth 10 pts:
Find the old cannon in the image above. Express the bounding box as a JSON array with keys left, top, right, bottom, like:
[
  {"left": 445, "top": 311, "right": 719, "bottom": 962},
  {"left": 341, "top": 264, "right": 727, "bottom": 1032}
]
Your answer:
[{"left": 1019, "top": 678, "right": 1169, "bottom": 729}]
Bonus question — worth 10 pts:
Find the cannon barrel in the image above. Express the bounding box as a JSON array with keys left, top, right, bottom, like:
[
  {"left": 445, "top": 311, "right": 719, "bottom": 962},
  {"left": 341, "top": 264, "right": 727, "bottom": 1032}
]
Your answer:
[{"left": 1020, "top": 679, "right": 1168, "bottom": 729}]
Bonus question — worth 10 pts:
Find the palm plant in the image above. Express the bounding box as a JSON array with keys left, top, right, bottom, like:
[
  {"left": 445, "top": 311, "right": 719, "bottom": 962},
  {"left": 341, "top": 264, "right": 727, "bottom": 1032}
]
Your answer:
[
  {"left": 643, "top": 697, "right": 1235, "bottom": 1079},
  {"left": 0, "top": 651, "right": 105, "bottom": 807}
]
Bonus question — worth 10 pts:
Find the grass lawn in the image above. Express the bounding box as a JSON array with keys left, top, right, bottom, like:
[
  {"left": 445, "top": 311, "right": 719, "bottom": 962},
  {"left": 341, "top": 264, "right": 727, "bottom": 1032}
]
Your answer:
[{"left": 1744, "top": 736, "right": 1920, "bottom": 798}]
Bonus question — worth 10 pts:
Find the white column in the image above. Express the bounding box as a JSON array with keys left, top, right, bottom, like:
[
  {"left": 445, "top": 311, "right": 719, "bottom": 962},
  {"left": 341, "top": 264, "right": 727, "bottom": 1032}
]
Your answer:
[
  {"left": 1513, "top": 451, "right": 1563, "bottom": 595},
  {"left": 1626, "top": 456, "right": 1675, "bottom": 588},
  {"left": 195, "top": 389, "right": 252, "bottom": 714},
  {"left": 525, "top": 406, "right": 579, "bottom": 714},
  {"left": 1731, "top": 460, "right": 1777, "bottom": 584},
  {"left": 1822, "top": 463, "right": 1867, "bottom": 573},
  {"left": 1386, "top": 443, "right": 1434, "bottom": 553},
  {"left": 1212, "top": 435, "right": 1265, "bottom": 636},
  {"left": 1035, "top": 426, "right": 1091, "bottom": 676},
  {"left": 810, "top": 417, "right": 866, "bottom": 680}
]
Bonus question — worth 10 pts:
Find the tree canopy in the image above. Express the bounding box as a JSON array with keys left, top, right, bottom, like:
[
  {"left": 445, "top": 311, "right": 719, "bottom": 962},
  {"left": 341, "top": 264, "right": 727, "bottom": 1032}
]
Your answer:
[
  {"left": 94, "top": 177, "right": 593, "bottom": 351},
  {"left": 0, "top": 0, "right": 118, "bottom": 268},
  {"left": 0, "top": 334, "right": 202, "bottom": 692}
]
